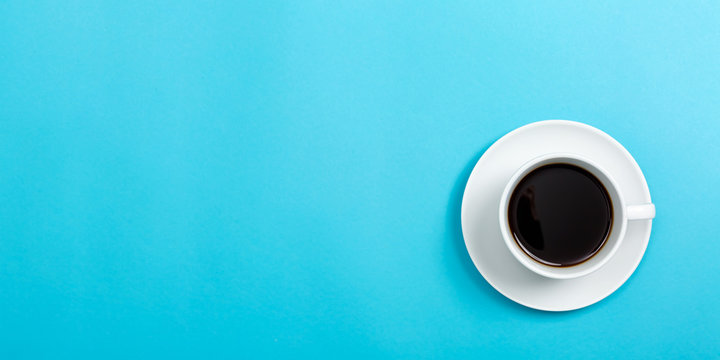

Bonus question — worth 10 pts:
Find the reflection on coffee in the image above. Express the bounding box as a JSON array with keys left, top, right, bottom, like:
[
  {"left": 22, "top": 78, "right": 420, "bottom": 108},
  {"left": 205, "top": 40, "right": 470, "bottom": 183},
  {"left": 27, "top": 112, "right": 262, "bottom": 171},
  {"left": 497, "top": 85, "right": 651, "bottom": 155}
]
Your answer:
[{"left": 508, "top": 164, "right": 612, "bottom": 267}]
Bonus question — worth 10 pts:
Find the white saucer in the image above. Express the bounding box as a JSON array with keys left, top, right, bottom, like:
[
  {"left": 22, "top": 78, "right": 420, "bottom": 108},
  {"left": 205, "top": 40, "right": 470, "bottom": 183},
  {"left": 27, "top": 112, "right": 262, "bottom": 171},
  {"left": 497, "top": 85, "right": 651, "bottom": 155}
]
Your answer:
[{"left": 461, "top": 120, "right": 654, "bottom": 311}]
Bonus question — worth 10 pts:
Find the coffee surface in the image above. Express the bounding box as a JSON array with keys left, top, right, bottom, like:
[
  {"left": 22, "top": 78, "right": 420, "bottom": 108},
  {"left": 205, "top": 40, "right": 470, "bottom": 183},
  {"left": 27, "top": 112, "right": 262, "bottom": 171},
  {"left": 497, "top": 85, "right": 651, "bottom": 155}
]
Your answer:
[{"left": 508, "top": 163, "right": 612, "bottom": 267}]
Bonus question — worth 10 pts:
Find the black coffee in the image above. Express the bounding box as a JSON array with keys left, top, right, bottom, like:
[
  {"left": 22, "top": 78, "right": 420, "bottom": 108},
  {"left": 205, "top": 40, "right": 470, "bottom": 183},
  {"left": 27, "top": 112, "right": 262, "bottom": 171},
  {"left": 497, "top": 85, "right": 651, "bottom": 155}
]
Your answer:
[{"left": 508, "top": 163, "right": 612, "bottom": 267}]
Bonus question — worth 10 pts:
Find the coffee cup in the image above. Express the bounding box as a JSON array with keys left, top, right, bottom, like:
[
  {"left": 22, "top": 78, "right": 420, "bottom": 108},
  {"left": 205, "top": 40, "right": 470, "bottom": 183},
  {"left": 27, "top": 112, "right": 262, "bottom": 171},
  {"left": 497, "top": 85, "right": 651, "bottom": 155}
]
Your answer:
[{"left": 498, "top": 153, "right": 655, "bottom": 279}]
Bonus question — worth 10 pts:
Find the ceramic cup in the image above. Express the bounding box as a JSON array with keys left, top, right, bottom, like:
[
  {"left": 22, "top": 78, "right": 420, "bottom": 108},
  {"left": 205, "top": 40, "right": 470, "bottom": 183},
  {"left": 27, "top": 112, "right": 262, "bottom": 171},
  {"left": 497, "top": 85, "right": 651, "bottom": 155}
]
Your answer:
[{"left": 498, "top": 153, "right": 655, "bottom": 279}]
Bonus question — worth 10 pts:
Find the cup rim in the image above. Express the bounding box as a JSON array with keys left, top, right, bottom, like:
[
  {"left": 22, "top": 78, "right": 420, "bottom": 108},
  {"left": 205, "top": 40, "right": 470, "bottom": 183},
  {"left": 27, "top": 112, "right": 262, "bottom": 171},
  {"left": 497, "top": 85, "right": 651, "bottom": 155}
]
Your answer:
[{"left": 498, "top": 152, "right": 628, "bottom": 280}]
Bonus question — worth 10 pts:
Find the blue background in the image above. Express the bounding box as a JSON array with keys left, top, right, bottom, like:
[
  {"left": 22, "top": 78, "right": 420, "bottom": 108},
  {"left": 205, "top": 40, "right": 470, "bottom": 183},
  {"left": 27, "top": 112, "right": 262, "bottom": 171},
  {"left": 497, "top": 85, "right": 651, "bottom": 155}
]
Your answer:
[{"left": 1, "top": 1, "right": 719, "bottom": 358}]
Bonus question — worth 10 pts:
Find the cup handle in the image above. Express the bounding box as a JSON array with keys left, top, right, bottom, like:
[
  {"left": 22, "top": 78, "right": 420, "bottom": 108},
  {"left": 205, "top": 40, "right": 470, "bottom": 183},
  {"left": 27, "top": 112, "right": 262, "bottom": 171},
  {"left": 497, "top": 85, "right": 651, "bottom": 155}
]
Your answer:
[{"left": 626, "top": 203, "right": 655, "bottom": 220}]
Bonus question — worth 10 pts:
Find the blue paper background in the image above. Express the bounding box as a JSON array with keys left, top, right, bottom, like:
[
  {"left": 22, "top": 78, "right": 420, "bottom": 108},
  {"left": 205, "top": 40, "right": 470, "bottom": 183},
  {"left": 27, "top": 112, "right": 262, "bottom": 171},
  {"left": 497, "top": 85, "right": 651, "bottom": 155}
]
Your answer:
[{"left": 2, "top": 1, "right": 719, "bottom": 358}]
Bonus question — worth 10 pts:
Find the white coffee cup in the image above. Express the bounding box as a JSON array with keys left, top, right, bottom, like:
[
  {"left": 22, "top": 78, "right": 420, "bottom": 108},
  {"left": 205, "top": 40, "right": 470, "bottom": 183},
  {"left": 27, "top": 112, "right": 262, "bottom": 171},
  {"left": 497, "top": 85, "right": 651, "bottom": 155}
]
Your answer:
[{"left": 498, "top": 153, "right": 655, "bottom": 279}]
